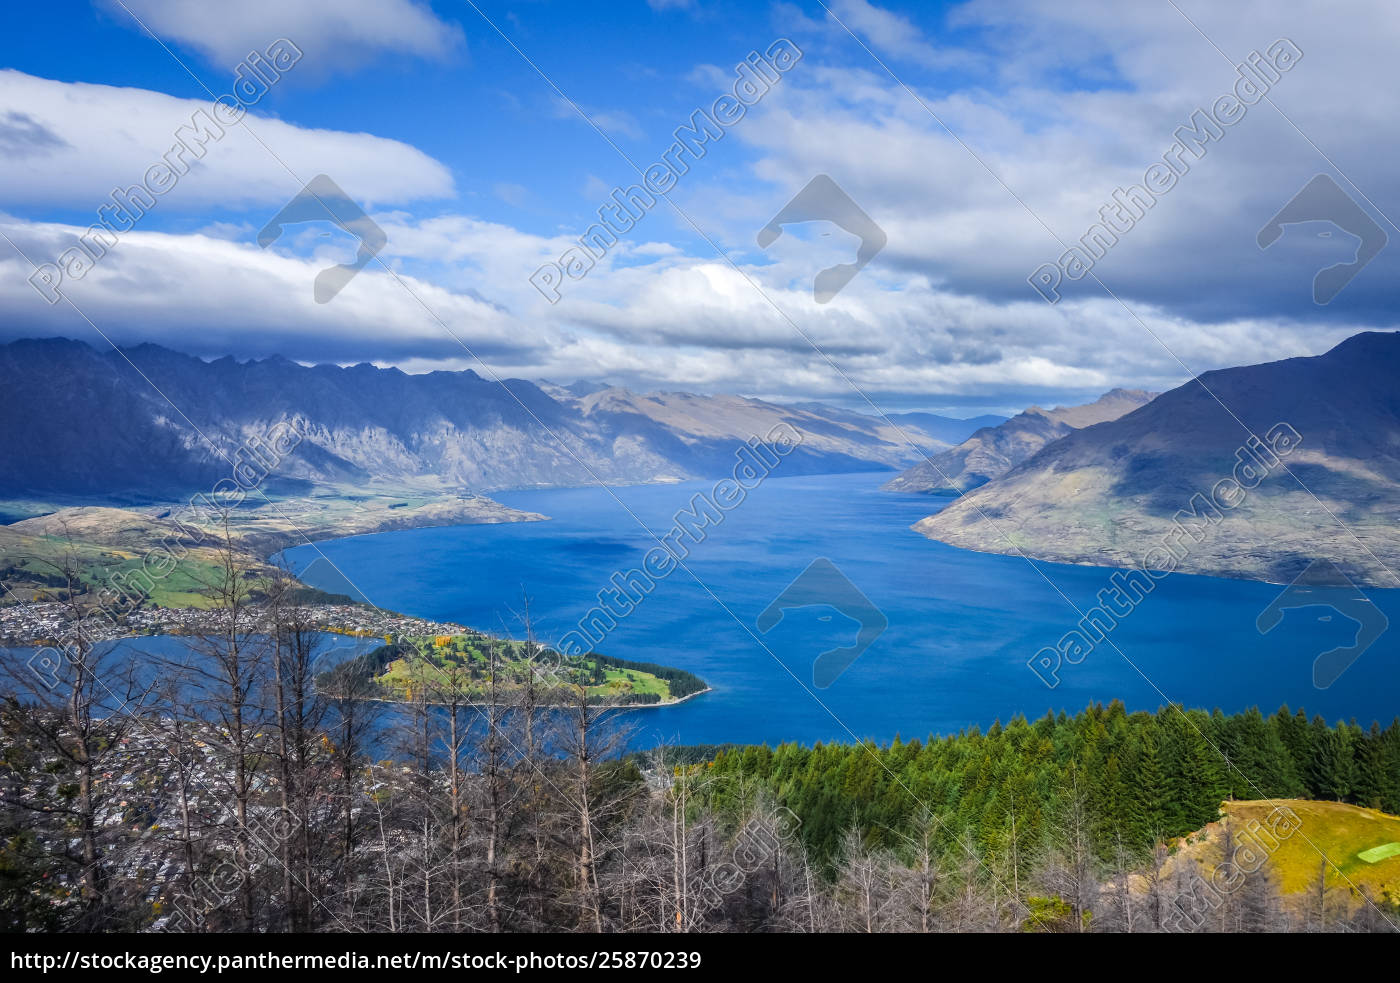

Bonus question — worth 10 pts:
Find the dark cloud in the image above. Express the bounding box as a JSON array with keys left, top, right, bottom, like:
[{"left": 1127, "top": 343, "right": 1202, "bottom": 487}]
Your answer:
[{"left": 0, "top": 112, "right": 69, "bottom": 157}]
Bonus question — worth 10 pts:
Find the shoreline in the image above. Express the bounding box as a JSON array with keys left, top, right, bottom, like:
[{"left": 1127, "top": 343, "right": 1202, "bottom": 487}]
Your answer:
[
  {"left": 1, "top": 617, "right": 713, "bottom": 713},
  {"left": 906, "top": 519, "right": 1400, "bottom": 590},
  {"left": 336, "top": 685, "right": 714, "bottom": 712},
  {"left": 272, "top": 524, "right": 715, "bottom": 711}
]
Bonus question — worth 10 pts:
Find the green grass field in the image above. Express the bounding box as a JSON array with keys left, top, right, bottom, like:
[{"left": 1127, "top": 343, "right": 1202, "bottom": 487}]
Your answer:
[
  {"left": 0, "top": 529, "right": 240, "bottom": 609},
  {"left": 1358, "top": 842, "right": 1400, "bottom": 864},
  {"left": 2, "top": 487, "right": 544, "bottom": 621}
]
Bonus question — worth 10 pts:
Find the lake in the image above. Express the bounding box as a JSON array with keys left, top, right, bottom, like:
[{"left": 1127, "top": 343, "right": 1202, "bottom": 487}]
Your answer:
[{"left": 271, "top": 471, "right": 1400, "bottom": 748}]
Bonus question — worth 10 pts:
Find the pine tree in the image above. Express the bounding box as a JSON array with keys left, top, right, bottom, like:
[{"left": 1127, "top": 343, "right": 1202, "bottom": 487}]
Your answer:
[
  {"left": 1275, "top": 706, "right": 1314, "bottom": 791},
  {"left": 1309, "top": 724, "right": 1357, "bottom": 802},
  {"left": 1380, "top": 720, "right": 1400, "bottom": 814},
  {"left": 1125, "top": 733, "right": 1167, "bottom": 851},
  {"left": 1354, "top": 723, "right": 1389, "bottom": 810},
  {"left": 1225, "top": 707, "right": 1296, "bottom": 798}
]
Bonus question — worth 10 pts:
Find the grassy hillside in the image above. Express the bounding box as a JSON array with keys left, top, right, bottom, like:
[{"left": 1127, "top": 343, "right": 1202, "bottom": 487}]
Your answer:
[
  {"left": 0, "top": 491, "right": 544, "bottom": 612},
  {"left": 0, "top": 518, "right": 248, "bottom": 608},
  {"left": 1170, "top": 799, "right": 1400, "bottom": 906}
]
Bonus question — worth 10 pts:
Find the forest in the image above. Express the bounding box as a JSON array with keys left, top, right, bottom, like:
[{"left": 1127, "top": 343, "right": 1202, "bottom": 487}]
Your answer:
[{"left": 703, "top": 702, "right": 1400, "bottom": 863}]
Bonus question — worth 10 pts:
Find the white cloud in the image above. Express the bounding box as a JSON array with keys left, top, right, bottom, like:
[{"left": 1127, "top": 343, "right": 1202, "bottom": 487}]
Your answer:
[
  {"left": 549, "top": 98, "right": 644, "bottom": 140},
  {"left": 8, "top": 1, "right": 1398, "bottom": 413},
  {"left": 106, "top": 0, "right": 463, "bottom": 73},
  {"left": 0, "top": 210, "right": 1369, "bottom": 411},
  {"left": 0, "top": 71, "right": 455, "bottom": 212},
  {"left": 0, "top": 215, "right": 532, "bottom": 365},
  {"left": 823, "top": 0, "right": 988, "bottom": 71},
  {"left": 682, "top": 0, "right": 1400, "bottom": 326}
]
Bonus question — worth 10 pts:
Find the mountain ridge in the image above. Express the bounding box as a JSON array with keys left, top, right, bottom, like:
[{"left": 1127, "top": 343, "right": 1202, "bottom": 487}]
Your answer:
[
  {"left": 913, "top": 332, "right": 1400, "bottom": 586},
  {"left": 883, "top": 388, "right": 1157, "bottom": 494},
  {"left": 0, "top": 337, "right": 955, "bottom": 500}
]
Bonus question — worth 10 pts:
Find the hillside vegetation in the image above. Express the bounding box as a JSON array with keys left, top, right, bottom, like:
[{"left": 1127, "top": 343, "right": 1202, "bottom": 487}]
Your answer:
[
  {"left": 338, "top": 633, "right": 708, "bottom": 706},
  {"left": 0, "top": 493, "right": 542, "bottom": 610},
  {"left": 703, "top": 701, "right": 1400, "bottom": 866},
  {"left": 1168, "top": 799, "right": 1400, "bottom": 904}
]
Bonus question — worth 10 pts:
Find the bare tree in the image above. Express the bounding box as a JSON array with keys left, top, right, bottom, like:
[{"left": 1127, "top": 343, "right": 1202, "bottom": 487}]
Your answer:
[
  {"left": 1035, "top": 773, "right": 1099, "bottom": 932},
  {"left": 889, "top": 809, "right": 943, "bottom": 932},
  {"left": 173, "top": 523, "right": 274, "bottom": 930},
  {"left": 555, "top": 661, "right": 633, "bottom": 932},
  {"left": 0, "top": 548, "right": 160, "bottom": 930}
]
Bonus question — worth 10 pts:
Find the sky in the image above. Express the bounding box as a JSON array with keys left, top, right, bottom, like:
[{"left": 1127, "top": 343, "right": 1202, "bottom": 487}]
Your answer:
[{"left": 0, "top": 0, "right": 1396, "bottom": 416}]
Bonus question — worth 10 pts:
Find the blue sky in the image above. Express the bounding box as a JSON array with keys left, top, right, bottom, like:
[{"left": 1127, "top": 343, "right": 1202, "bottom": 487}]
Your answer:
[
  {"left": 5, "top": 1, "right": 979, "bottom": 266},
  {"left": 1, "top": 0, "right": 1396, "bottom": 416}
]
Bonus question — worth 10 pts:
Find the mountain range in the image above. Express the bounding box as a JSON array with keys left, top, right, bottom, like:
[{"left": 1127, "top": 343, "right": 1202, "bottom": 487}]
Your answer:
[
  {"left": 12, "top": 334, "right": 1397, "bottom": 588},
  {"left": 882, "top": 388, "right": 1156, "bottom": 494},
  {"left": 913, "top": 332, "right": 1400, "bottom": 586},
  {"left": 0, "top": 338, "right": 994, "bottom": 501}
]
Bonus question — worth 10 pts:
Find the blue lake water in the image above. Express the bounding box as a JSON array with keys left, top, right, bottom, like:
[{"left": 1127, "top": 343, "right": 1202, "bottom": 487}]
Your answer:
[{"left": 260, "top": 471, "right": 1400, "bottom": 747}]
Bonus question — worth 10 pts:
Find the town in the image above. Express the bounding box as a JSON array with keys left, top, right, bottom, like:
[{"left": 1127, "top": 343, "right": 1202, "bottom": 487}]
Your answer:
[{"left": 0, "top": 599, "right": 471, "bottom": 649}]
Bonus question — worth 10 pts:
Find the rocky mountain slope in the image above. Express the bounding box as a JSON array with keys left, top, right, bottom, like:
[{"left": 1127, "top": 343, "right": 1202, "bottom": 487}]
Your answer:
[
  {"left": 0, "top": 338, "right": 958, "bottom": 499},
  {"left": 913, "top": 332, "right": 1400, "bottom": 586},
  {"left": 883, "top": 389, "right": 1156, "bottom": 494}
]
